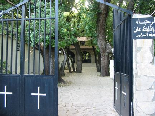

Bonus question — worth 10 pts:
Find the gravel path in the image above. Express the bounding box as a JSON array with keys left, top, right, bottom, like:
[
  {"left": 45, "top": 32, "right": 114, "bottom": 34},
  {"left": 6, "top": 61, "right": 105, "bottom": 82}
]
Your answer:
[{"left": 58, "top": 63, "right": 119, "bottom": 116}]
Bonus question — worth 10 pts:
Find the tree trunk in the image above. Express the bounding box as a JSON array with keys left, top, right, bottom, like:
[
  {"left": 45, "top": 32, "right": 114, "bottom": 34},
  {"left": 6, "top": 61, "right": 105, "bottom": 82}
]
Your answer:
[
  {"left": 96, "top": 0, "right": 134, "bottom": 76},
  {"left": 97, "top": 0, "right": 111, "bottom": 76},
  {"left": 66, "top": 57, "right": 71, "bottom": 73},
  {"left": 92, "top": 45, "right": 97, "bottom": 64},
  {"left": 96, "top": 52, "right": 101, "bottom": 72},
  {"left": 58, "top": 67, "right": 65, "bottom": 83},
  {"left": 69, "top": 55, "right": 75, "bottom": 72},
  {"left": 66, "top": 48, "right": 72, "bottom": 73},
  {"left": 60, "top": 49, "right": 67, "bottom": 76},
  {"left": 40, "top": 45, "right": 63, "bottom": 82},
  {"left": 74, "top": 42, "right": 82, "bottom": 73},
  {"left": 127, "top": 0, "right": 135, "bottom": 11},
  {"left": 71, "top": 59, "right": 75, "bottom": 72},
  {"left": 67, "top": 50, "right": 75, "bottom": 72},
  {"left": 40, "top": 46, "right": 55, "bottom": 75}
]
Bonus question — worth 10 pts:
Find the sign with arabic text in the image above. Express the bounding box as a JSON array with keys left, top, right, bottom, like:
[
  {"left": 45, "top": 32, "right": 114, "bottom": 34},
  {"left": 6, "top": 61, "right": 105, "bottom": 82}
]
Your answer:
[{"left": 132, "top": 17, "right": 155, "bottom": 39}]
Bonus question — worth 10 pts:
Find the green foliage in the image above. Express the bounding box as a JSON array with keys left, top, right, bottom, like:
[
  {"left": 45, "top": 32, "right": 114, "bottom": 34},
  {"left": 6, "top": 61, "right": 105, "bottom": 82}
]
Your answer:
[
  {"left": 59, "top": 0, "right": 75, "bottom": 12},
  {"left": 106, "top": 6, "right": 113, "bottom": 46},
  {"left": 0, "top": 0, "right": 99, "bottom": 50},
  {"left": 0, "top": 60, "right": 10, "bottom": 74},
  {"left": 0, "top": 0, "right": 20, "bottom": 10},
  {"left": 134, "top": 0, "right": 155, "bottom": 16},
  {"left": 58, "top": 10, "right": 78, "bottom": 48},
  {"left": 58, "top": 0, "right": 98, "bottom": 48},
  {"left": 24, "top": 1, "right": 56, "bottom": 48}
]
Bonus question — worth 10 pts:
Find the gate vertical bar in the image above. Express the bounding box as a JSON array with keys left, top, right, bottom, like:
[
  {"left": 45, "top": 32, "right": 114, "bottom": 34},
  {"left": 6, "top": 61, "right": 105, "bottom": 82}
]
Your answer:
[
  {"left": 1, "top": 21, "right": 4, "bottom": 73},
  {"left": 28, "top": 2, "right": 31, "bottom": 74},
  {"left": 55, "top": 0, "right": 58, "bottom": 81},
  {"left": 113, "top": 9, "right": 116, "bottom": 107},
  {"left": 55, "top": 0, "right": 58, "bottom": 115},
  {"left": 128, "top": 15, "right": 133, "bottom": 116},
  {"left": 6, "top": 21, "right": 9, "bottom": 74},
  {"left": 10, "top": 12, "right": 14, "bottom": 74},
  {"left": 43, "top": 0, "right": 47, "bottom": 75},
  {"left": 20, "top": 4, "right": 26, "bottom": 115},
  {"left": 15, "top": 9, "right": 19, "bottom": 74},
  {"left": 49, "top": 0, "right": 52, "bottom": 75},
  {"left": 38, "top": 0, "right": 41, "bottom": 75},
  {"left": 33, "top": 0, "right": 36, "bottom": 75}
]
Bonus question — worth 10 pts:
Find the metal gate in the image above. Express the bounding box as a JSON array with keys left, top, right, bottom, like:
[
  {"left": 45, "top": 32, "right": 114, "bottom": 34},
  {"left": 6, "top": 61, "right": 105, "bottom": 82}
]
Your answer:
[
  {"left": 0, "top": 0, "right": 58, "bottom": 115},
  {"left": 113, "top": 9, "right": 133, "bottom": 116}
]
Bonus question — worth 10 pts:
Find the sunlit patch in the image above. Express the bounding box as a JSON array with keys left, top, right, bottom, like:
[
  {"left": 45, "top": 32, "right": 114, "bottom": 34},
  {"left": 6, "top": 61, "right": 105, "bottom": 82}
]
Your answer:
[
  {"left": 85, "top": 1, "right": 89, "bottom": 8},
  {"left": 123, "top": 1, "right": 126, "bottom": 6}
]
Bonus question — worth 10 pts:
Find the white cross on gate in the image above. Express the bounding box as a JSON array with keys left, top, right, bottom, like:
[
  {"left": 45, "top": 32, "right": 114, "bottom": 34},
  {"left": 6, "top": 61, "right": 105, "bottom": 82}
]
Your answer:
[
  {"left": 122, "top": 88, "right": 127, "bottom": 107},
  {"left": 122, "top": 91, "right": 126, "bottom": 96},
  {"left": 31, "top": 87, "right": 46, "bottom": 109},
  {"left": 115, "top": 82, "right": 118, "bottom": 100},
  {"left": 0, "top": 86, "right": 13, "bottom": 108}
]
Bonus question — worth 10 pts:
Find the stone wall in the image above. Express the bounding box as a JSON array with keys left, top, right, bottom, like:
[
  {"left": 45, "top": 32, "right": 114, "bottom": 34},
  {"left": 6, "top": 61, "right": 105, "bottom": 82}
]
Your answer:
[{"left": 133, "top": 14, "right": 155, "bottom": 116}]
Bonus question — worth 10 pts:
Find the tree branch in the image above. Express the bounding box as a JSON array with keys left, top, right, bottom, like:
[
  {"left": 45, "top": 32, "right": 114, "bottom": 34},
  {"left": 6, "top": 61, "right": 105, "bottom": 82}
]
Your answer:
[
  {"left": 127, "top": 0, "right": 135, "bottom": 11},
  {"left": 7, "top": 0, "right": 15, "bottom": 6}
]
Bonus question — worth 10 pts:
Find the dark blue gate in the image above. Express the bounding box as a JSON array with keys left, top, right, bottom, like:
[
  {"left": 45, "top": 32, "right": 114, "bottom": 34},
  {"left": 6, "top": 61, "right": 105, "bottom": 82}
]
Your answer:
[
  {"left": 0, "top": 0, "right": 58, "bottom": 116},
  {"left": 113, "top": 9, "right": 133, "bottom": 116}
]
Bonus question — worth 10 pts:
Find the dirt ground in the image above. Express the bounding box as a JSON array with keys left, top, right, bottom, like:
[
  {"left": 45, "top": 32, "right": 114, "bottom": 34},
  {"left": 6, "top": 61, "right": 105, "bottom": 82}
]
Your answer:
[{"left": 58, "top": 63, "right": 119, "bottom": 116}]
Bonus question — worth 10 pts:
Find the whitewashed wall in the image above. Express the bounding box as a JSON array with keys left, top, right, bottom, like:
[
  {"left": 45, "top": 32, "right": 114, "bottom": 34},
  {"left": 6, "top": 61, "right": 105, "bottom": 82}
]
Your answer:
[
  {"left": 110, "top": 60, "right": 114, "bottom": 79},
  {"left": 0, "top": 35, "right": 44, "bottom": 74}
]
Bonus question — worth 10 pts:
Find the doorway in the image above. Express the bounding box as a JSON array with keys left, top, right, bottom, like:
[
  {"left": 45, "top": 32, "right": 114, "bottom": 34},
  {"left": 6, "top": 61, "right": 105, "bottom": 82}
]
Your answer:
[{"left": 82, "top": 51, "right": 91, "bottom": 63}]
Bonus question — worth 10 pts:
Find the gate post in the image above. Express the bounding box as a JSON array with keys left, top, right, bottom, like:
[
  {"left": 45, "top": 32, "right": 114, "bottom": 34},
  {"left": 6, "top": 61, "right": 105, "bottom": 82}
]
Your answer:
[
  {"left": 133, "top": 14, "right": 155, "bottom": 116},
  {"left": 54, "top": 0, "right": 59, "bottom": 115},
  {"left": 20, "top": 4, "right": 26, "bottom": 115}
]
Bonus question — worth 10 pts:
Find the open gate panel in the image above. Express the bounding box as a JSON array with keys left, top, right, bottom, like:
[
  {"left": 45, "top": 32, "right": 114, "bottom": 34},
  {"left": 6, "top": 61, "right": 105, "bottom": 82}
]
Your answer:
[{"left": 113, "top": 9, "right": 133, "bottom": 116}]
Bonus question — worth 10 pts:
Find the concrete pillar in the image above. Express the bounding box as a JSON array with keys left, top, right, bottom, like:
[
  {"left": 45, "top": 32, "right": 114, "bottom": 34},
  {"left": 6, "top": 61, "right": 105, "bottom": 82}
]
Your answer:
[
  {"left": 90, "top": 51, "right": 95, "bottom": 63},
  {"left": 110, "top": 60, "right": 114, "bottom": 79},
  {"left": 133, "top": 14, "right": 155, "bottom": 116}
]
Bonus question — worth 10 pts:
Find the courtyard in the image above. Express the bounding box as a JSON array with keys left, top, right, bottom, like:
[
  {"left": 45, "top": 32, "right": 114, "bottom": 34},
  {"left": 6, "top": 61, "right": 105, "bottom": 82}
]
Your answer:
[{"left": 58, "top": 63, "right": 119, "bottom": 116}]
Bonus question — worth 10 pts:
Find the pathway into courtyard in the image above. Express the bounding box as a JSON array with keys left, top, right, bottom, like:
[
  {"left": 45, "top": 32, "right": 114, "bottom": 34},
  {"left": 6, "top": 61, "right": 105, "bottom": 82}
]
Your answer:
[{"left": 58, "top": 63, "right": 119, "bottom": 116}]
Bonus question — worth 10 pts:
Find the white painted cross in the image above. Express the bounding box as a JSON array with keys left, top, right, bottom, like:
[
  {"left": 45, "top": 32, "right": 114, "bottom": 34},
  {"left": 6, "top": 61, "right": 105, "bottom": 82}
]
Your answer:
[
  {"left": 0, "top": 86, "right": 13, "bottom": 108},
  {"left": 115, "top": 82, "right": 118, "bottom": 100},
  {"left": 122, "top": 88, "right": 127, "bottom": 107},
  {"left": 122, "top": 91, "right": 127, "bottom": 96},
  {"left": 31, "top": 87, "right": 46, "bottom": 109}
]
